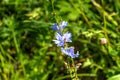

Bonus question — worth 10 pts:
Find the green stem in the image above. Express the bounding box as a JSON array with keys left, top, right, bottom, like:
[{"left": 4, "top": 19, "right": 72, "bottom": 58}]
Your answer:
[
  {"left": 70, "top": 0, "right": 91, "bottom": 28},
  {"left": 71, "top": 58, "right": 79, "bottom": 80},
  {"left": 67, "top": 58, "right": 79, "bottom": 80},
  {"left": 12, "top": 29, "right": 19, "bottom": 53},
  {"left": 0, "top": 44, "right": 11, "bottom": 80},
  {"left": 103, "top": 11, "right": 111, "bottom": 46},
  {"left": 0, "top": 44, "right": 5, "bottom": 70},
  {"left": 12, "top": 29, "right": 26, "bottom": 77},
  {"left": 0, "top": 44, "right": 5, "bottom": 54},
  {"left": 51, "top": 0, "right": 58, "bottom": 23},
  {"left": 103, "top": 12, "right": 113, "bottom": 67},
  {"left": 55, "top": 73, "right": 96, "bottom": 80},
  {"left": 67, "top": 58, "right": 73, "bottom": 79}
]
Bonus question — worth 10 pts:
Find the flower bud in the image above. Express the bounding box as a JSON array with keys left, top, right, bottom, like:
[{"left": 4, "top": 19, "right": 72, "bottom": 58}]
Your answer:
[{"left": 100, "top": 38, "right": 108, "bottom": 44}]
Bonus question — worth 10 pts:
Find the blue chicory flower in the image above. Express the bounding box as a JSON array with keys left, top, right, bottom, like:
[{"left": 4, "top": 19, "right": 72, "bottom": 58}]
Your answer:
[
  {"left": 59, "top": 21, "right": 68, "bottom": 30},
  {"left": 51, "top": 23, "right": 59, "bottom": 31},
  {"left": 53, "top": 32, "right": 64, "bottom": 46},
  {"left": 63, "top": 32, "right": 72, "bottom": 42},
  {"left": 51, "top": 21, "right": 68, "bottom": 31},
  {"left": 53, "top": 32, "right": 72, "bottom": 46},
  {"left": 61, "top": 47, "right": 79, "bottom": 58}
]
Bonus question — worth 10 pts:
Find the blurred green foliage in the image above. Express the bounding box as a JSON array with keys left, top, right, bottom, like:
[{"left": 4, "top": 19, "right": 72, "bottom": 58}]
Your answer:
[{"left": 0, "top": 0, "right": 120, "bottom": 80}]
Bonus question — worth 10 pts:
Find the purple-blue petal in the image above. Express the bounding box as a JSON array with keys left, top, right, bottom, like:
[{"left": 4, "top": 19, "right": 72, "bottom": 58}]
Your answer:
[
  {"left": 59, "top": 21, "right": 68, "bottom": 30},
  {"left": 53, "top": 32, "right": 65, "bottom": 46},
  {"left": 51, "top": 23, "right": 59, "bottom": 30},
  {"left": 61, "top": 48, "right": 66, "bottom": 54},
  {"left": 55, "top": 32, "right": 62, "bottom": 40},
  {"left": 61, "top": 47, "right": 79, "bottom": 58},
  {"left": 63, "top": 32, "right": 72, "bottom": 42}
]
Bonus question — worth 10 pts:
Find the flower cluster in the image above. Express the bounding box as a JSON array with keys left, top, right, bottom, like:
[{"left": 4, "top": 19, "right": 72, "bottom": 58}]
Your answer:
[{"left": 51, "top": 21, "right": 79, "bottom": 58}]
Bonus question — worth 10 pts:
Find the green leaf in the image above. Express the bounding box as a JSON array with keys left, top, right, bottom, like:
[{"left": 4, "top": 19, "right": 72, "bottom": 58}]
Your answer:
[{"left": 108, "top": 74, "right": 120, "bottom": 80}]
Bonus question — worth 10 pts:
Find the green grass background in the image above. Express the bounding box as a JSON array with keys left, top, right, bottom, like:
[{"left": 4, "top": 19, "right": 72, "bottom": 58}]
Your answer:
[{"left": 0, "top": 0, "right": 120, "bottom": 80}]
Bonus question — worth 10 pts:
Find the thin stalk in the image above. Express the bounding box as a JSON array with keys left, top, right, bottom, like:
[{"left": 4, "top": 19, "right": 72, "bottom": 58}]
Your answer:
[
  {"left": 71, "top": 58, "right": 79, "bottom": 80},
  {"left": 103, "top": 11, "right": 111, "bottom": 47},
  {"left": 51, "top": 0, "right": 58, "bottom": 23},
  {"left": 92, "top": 0, "right": 118, "bottom": 26},
  {"left": 0, "top": 44, "right": 14, "bottom": 61},
  {"left": 70, "top": 0, "right": 91, "bottom": 28},
  {"left": 0, "top": 44, "right": 5, "bottom": 65},
  {"left": 0, "top": 44, "right": 9, "bottom": 80},
  {"left": 1, "top": 73, "right": 8, "bottom": 80},
  {"left": 67, "top": 58, "right": 80, "bottom": 80},
  {"left": 103, "top": 12, "right": 113, "bottom": 66},
  {"left": 67, "top": 59, "right": 73, "bottom": 79},
  {"left": 55, "top": 73, "right": 96, "bottom": 80},
  {"left": 12, "top": 29, "right": 19, "bottom": 54},
  {"left": 12, "top": 29, "right": 26, "bottom": 77}
]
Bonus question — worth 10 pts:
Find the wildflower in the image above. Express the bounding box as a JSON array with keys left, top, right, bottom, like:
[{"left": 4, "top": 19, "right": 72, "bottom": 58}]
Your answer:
[
  {"left": 53, "top": 32, "right": 64, "bottom": 46},
  {"left": 100, "top": 38, "right": 108, "bottom": 44},
  {"left": 59, "top": 21, "right": 68, "bottom": 30},
  {"left": 51, "top": 21, "right": 68, "bottom": 31},
  {"left": 63, "top": 32, "right": 72, "bottom": 43},
  {"left": 53, "top": 32, "right": 72, "bottom": 46},
  {"left": 61, "top": 47, "right": 79, "bottom": 58},
  {"left": 51, "top": 23, "right": 59, "bottom": 31}
]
